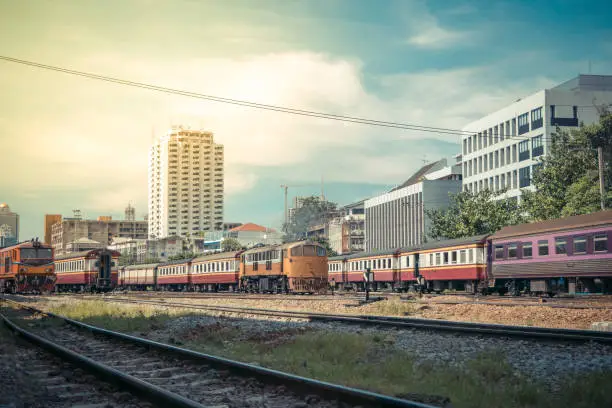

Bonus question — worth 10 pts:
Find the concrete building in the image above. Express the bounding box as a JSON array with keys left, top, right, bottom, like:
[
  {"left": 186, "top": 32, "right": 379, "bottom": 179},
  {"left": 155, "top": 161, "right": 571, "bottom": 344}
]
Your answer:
[
  {"left": 328, "top": 200, "right": 366, "bottom": 255},
  {"left": 148, "top": 126, "right": 224, "bottom": 239},
  {"left": 66, "top": 238, "right": 106, "bottom": 252},
  {"left": 44, "top": 214, "right": 62, "bottom": 245},
  {"left": 461, "top": 74, "right": 612, "bottom": 202},
  {"left": 365, "top": 158, "right": 462, "bottom": 251},
  {"left": 0, "top": 203, "right": 19, "bottom": 245},
  {"left": 222, "top": 222, "right": 242, "bottom": 231},
  {"left": 51, "top": 216, "right": 148, "bottom": 256}
]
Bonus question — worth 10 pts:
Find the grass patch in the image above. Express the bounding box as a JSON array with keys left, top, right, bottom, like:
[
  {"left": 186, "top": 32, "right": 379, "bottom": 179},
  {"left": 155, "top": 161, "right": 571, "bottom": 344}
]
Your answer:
[
  {"left": 179, "top": 330, "right": 611, "bottom": 408},
  {"left": 365, "top": 298, "right": 417, "bottom": 316},
  {"left": 45, "top": 300, "right": 193, "bottom": 333}
]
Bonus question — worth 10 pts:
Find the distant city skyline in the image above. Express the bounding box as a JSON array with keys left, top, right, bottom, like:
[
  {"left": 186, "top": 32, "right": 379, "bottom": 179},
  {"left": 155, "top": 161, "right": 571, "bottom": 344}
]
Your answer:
[{"left": 2, "top": 0, "right": 612, "bottom": 240}]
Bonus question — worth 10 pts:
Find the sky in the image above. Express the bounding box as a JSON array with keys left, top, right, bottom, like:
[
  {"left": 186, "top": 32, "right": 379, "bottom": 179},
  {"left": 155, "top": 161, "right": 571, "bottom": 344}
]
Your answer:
[{"left": 1, "top": 0, "right": 612, "bottom": 240}]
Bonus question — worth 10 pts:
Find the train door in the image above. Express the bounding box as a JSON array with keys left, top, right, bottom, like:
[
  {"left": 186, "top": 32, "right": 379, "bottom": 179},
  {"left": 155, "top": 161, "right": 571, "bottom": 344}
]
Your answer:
[
  {"left": 414, "top": 253, "right": 420, "bottom": 278},
  {"left": 98, "top": 253, "right": 112, "bottom": 289},
  {"left": 342, "top": 259, "right": 348, "bottom": 284}
]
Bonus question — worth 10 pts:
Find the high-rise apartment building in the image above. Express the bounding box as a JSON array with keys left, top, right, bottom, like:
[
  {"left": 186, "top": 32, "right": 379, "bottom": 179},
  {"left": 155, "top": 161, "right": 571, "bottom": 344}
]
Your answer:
[
  {"left": 461, "top": 74, "right": 612, "bottom": 202},
  {"left": 0, "top": 203, "right": 19, "bottom": 246},
  {"left": 44, "top": 214, "right": 62, "bottom": 245},
  {"left": 148, "top": 126, "right": 224, "bottom": 239}
]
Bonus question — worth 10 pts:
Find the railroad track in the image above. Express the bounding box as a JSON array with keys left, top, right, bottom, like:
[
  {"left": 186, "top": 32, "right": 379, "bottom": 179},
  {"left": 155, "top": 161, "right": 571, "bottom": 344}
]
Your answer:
[
  {"left": 86, "top": 295, "right": 612, "bottom": 343},
  {"left": 0, "top": 298, "right": 437, "bottom": 408}
]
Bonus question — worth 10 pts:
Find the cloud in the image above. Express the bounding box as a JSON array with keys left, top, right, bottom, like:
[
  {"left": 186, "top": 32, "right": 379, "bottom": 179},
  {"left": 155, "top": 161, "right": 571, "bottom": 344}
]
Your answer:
[{"left": 407, "top": 25, "right": 469, "bottom": 49}]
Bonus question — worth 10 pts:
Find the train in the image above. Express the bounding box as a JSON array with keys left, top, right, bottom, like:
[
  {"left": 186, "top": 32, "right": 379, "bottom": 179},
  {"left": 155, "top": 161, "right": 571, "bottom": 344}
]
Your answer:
[
  {"left": 329, "top": 210, "right": 612, "bottom": 296},
  {"left": 54, "top": 249, "right": 121, "bottom": 293},
  {"left": 0, "top": 239, "right": 55, "bottom": 294},
  {"left": 117, "top": 240, "right": 329, "bottom": 294}
]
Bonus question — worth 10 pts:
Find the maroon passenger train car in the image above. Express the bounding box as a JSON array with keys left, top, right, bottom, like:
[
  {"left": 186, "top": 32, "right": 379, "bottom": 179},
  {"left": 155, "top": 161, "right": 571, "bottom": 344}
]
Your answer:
[{"left": 488, "top": 210, "right": 612, "bottom": 295}]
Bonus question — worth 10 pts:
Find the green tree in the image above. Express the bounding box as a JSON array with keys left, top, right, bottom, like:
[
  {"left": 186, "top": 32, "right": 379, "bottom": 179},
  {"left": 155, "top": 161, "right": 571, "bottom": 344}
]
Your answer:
[
  {"left": 221, "top": 237, "right": 243, "bottom": 252},
  {"left": 168, "top": 252, "right": 195, "bottom": 261},
  {"left": 283, "top": 196, "right": 338, "bottom": 242},
  {"left": 426, "top": 189, "right": 526, "bottom": 240},
  {"left": 522, "top": 108, "right": 612, "bottom": 220},
  {"left": 312, "top": 237, "right": 338, "bottom": 257}
]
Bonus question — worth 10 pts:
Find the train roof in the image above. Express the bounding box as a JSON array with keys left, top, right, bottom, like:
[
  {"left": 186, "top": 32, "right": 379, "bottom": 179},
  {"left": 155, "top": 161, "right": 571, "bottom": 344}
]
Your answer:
[
  {"left": 55, "top": 249, "right": 121, "bottom": 261},
  {"left": 123, "top": 263, "right": 159, "bottom": 270},
  {"left": 399, "top": 234, "right": 489, "bottom": 252},
  {"left": 241, "top": 240, "right": 322, "bottom": 255},
  {"left": 158, "top": 258, "right": 193, "bottom": 267},
  {"left": 341, "top": 248, "right": 398, "bottom": 261},
  {"left": 193, "top": 250, "right": 242, "bottom": 262},
  {"left": 490, "top": 210, "right": 612, "bottom": 240}
]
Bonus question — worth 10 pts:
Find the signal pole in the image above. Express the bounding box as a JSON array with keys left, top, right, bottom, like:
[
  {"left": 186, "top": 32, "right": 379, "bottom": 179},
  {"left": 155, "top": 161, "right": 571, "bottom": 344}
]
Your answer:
[{"left": 599, "top": 147, "right": 606, "bottom": 210}]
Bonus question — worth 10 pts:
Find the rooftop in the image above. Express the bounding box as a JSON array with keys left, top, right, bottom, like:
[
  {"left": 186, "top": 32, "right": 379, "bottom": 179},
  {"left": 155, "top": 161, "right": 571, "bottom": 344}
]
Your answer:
[{"left": 229, "top": 222, "right": 276, "bottom": 233}]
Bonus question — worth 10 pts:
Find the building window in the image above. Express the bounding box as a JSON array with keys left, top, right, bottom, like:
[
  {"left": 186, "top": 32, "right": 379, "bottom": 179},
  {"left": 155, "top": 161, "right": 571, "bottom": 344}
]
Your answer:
[
  {"left": 489, "top": 128, "right": 493, "bottom": 145},
  {"left": 555, "top": 238, "right": 567, "bottom": 255},
  {"left": 518, "top": 113, "right": 530, "bottom": 135},
  {"left": 495, "top": 245, "right": 504, "bottom": 259},
  {"left": 501, "top": 173, "right": 506, "bottom": 189},
  {"left": 478, "top": 133, "right": 482, "bottom": 149},
  {"left": 463, "top": 139, "right": 467, "bottom": 155},
  {"left": 495, "top": 175, "right": 499, "bottom": 191},
  {"left": 483, "top": 131, "right": 488, "bottom": 148},
  {"left": 500, "top": 123, "right": 505, "bottom": 141},
  {"left": 594, "top": 234, "right": 608, "bottom": 252},
  {"left": 531, "top": 107, "right": 543, "bottom": 129},
  {"left": 512, "top": 118, "right": 517, "bottom": 136},
  {"left": 468, "top": 137, "right": 472, "bottom": 153},
  {"left": 512, "top": 170, "right": 518, "bottom": 189},
  {"left": 512, "top": 144, "right": 517, "bottom": 162},
  {"left": 573, "top": 236, "right": 587, "bottom": 254},
  {"left": 532, "top": 135, "right": 544, "bottom": 157},
  {"left": 500, "top": 148, "right": 505, "bottom": 167},
  {"left": 518, "top": 140, "right": 530, "bottom": 161},
  {"left": 522, "top": 242, "right": 532, "bottom": 258},
  {"left": 494, "top": 126, "right": 499, "bottom": 143},
  {"left": 484, "top": 155, "right": 488, "bottom": 171},
  {"left": 508, "top": 244, "right": 517, "bottom": 259},
  {"left": 538, "top": 240, "right": 549, "bottom": 256},
  {"left": 494, "top": 151, "right": 499, "bottom": 168},
  {"left": 519, "top": 167, "right": 531, "bottom": 187}
]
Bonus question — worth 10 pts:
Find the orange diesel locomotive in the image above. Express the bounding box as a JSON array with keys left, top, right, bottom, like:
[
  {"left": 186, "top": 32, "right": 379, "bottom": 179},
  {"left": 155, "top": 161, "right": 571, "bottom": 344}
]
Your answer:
[
  {"left": 0, "top": 239, "right": 55, "bottom": 294},
  {"left": 240, "top": 241, "right": 328, "bottom": 293}
]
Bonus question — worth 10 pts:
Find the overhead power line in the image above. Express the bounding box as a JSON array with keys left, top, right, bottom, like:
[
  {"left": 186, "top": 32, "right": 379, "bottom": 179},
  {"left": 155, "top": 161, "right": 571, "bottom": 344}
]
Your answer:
[{"left": 0, "top": 55, "right": 601, "bottom": 143}]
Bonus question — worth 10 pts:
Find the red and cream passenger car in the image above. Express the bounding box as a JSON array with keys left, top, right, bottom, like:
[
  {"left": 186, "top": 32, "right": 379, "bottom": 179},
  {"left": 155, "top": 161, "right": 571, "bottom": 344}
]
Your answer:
[
  {"left": 191, "top": 251, "right": 242, "bottom": 292},
  {"left": 55, "top": 249, "right": 120, "bottom": 292}
]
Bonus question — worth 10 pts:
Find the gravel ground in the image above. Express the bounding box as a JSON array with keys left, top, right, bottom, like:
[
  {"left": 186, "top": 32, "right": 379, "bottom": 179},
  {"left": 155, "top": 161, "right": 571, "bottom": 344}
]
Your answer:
[
  {"left": 142, "top": 313, "right": 612, "bottom": 392},
  {"left": 96, "top": 293, "right": 612, "bottom": 330}
]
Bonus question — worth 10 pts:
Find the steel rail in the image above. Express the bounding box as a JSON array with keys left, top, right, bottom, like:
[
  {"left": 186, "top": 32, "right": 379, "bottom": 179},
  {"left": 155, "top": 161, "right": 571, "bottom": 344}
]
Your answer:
[
  {"left": 0, "top": 308, "right": 206, "bottom": 408},
  {"left": 1, "top": 298, "right": 436, "bottom": 408},
  {"left": 101, "top": 296, "right": 612, "bottom": 343}
]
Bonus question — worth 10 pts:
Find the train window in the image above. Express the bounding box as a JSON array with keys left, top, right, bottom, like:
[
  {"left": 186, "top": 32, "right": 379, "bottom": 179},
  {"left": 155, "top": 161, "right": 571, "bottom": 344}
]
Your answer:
[
  {"left": 555, "top": 238, "right": 567, "bottom": 255},
  {"left": 573, "top": 237, "right": 587, "bottom": 254},
  {"left": 594, "top": 234, "right": 608, "bottom": 252},
  {"left": 508, "top": 244, "right": 517, "bottom": 259},
  {"left": 443, "top": 252, "right": 449, "bottom": 265},
  {"left": 538, "top": 240, "right": 549, "bottom": 256},
  {"left": 317, "top": 247, "right": 326, "bottom": 256},
  {"left": 459, "top": 250, "right": 466, "bottom": 264},
  {"left": 451, "top": 252, "right": 458, "bottom": 264},
  {"left": 429, "top": 254, "right": 433, "bottom": 266},
  {"left": 303, "top": 246, "right": 316, "bottom": 256},
  {"left": 388, "top": 258, "right": 392, "bottom": 268},
  {"left": 226, "top": 261, "right": 230, "bottom": 270},
  {"left": 435, "top": 253, "right": 440, "bottom": 265},
  {"left": 291, "top": 247, "right": 303, "bottom": 256},
  {"left": 468, "top": 249, "right": 474, "bottom": 263},
  {"left": 522, "top": 242, "right": 532, "bottom": 258},
  {"left": 494, "top": 245, "right": 504, "bottom": 259}
]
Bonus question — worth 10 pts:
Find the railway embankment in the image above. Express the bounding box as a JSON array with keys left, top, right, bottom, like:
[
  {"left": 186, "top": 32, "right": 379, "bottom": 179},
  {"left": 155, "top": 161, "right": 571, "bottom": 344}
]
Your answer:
[{"left": 13, "top": 296, "right": 612, "bottom": 408}]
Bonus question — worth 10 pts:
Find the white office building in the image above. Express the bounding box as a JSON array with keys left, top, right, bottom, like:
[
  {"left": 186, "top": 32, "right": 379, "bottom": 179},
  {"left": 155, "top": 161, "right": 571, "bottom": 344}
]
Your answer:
[
  {"left": 365, "top": 158, "right": 462, "bottom": 251},
  {"left": 148, "top": 126, "right": 224, "bottom": 239},
  {"left": 461, "top": 74, "right": 612, "bottom": 202}
]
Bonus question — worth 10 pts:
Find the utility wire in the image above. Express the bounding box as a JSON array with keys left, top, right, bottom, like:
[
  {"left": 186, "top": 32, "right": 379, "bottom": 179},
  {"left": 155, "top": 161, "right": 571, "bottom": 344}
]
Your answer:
[{"left": 0, "top": 55, "right": 601, "bottom": 143}]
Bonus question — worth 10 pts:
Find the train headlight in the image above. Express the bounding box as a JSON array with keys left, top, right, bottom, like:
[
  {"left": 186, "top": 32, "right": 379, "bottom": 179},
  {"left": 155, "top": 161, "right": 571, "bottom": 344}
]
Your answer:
[{"left": 45, "top": 268, "right": 52, "bottom": 272}]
